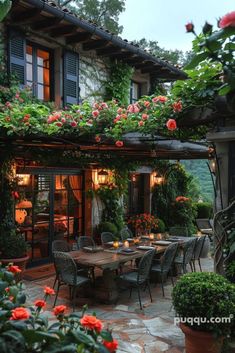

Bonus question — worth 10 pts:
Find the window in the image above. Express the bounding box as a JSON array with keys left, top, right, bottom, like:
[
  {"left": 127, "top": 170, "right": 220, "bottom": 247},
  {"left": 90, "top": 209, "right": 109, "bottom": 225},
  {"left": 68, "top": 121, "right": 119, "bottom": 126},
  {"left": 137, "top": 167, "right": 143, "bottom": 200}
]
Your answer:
[
  {"left": 26, "top": 44, "right": 52, "bottom": 101},
  {"left": 130, "top": 81, "right": 141, "bottom": 103}
]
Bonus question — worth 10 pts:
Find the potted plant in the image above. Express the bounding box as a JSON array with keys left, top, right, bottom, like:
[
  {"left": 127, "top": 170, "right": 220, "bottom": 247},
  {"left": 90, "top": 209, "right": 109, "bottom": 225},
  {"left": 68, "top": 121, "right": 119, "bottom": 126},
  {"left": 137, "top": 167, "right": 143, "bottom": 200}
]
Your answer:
[{"left": 172, "top": 272, "right": 235, "bottom": 353}]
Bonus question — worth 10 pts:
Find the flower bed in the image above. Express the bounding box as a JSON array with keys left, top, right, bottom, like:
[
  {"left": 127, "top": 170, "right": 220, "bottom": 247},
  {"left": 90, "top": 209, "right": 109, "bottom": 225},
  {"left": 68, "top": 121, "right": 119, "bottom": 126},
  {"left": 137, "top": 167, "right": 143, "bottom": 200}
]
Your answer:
[{"left": 0, "top": 263, "right": 118, "bottom": 353}]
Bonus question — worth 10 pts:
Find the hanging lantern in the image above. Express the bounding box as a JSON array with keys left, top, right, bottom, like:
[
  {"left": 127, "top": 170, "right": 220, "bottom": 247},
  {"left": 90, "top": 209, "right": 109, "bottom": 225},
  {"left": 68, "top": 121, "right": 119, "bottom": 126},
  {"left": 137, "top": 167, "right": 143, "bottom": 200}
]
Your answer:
[
  {"left": 98, "top": 169, "right": 109, "bottom": 185},
  {"left": 154, "top": 174, "right": 164, "bottom": 185},
  {"left": 17, "top": 174, "right": 30, "bottom": 186}
]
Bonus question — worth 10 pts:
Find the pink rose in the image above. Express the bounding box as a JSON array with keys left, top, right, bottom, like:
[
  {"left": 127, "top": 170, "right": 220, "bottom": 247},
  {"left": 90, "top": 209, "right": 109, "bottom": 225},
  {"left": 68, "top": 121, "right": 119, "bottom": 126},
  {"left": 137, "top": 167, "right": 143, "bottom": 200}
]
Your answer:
[
  {"left": 61, "top": 118, "right": 66, "bottom": 123},
  {"left": 56, "top": 122, "right": 62, "bottom": 127},
  {"left": 219, "top": 11, "right": 235, "bottom": 28},
  {"left": 142, "top": 114, "right": 148, "bottom": 120},
  {"left": 70, "top": 121, "right": 77, "bottom": 127},
  {"left": 117, "top": 107, "right": 123, "bottom": 114},
  {"left": 173, "top": 101, "right": 182, "bottom": 113},
  {"left": 115, "top": 140, "right": 124, "bottom": 147},
  {"left": 152, "top": 96, "right": 168, "bottom": 103},
  {"left": 138, "top": 120, "right": 144, "bottom": 126},
  {"left": 93, "top": 103, "right": 100, "bottom": 109},
  {"left": 101, "top": 102, "right": 108, "bottom": 109},
  {"left": 144, "top": 101, "right": 151, "bottom": 108},
  {"left": 185, "top": 22, "right": 194, "bottom": 32},
  {"left": 166, "top": 119, "right": 177, "bottom": 131},
  {"left": 127, "top": 104, "right": 140, "bottom": 114},
  {"left": 92, "top": 110, "right": 99, "bottom": 118}
]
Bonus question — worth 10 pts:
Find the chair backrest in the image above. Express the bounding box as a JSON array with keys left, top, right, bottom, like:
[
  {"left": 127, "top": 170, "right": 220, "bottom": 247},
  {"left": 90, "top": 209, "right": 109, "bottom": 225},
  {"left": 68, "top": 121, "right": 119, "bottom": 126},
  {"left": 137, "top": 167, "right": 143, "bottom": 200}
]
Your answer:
[
  {"left": 160, "top": 242, "right": 179, "bottom": 272},
  {"left": 120, "top": 227, "right": 133, "bottom": 241},
  {"left": 52, "top": 240, "right": 70, "bottom": 252},
  {"left": 195, "top": 219, "right": 211, "bottom": 230},
  {"left": 53, "top": 251, "right": 77, "bottom": 285},
  {"left": 78, "top": 236, "right": 95, "bottom": 249},
  {"left": 193, "top": 236, "right": 206, "bottom": 260},
  {"left": 169, "top": 226, "right": 189, "bottom": 237},
  {"left": 101, "top": 232, "right": 114, "bottom": 245},
  {"left": 183, "top": 238, "right": 197, "bottom": 264},
  {"left": 137, "top": 249, "right": 155, "bottom": 284}
]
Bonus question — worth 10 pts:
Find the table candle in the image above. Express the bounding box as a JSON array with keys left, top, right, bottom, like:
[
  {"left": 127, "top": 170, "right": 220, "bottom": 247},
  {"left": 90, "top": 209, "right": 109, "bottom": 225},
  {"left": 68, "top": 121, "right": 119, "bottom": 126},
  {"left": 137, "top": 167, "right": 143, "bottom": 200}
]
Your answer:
[
  {"left": 123, "top": 240, "right": 129, "bottom": 248},
  {"left": 113, "top": 240, "right": 119, "bottom": 249},
  {"left": 156, "top": 233, "right": 162, "bottom": 240},
  {"left": 149, "top": 233, "right": 155, "bottom": 240}
]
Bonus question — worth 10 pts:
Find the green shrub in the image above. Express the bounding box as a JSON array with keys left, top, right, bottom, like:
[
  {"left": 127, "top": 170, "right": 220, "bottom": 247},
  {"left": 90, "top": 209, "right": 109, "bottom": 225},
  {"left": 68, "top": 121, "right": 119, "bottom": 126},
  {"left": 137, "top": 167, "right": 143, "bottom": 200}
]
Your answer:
[
  {"left": 97, "top": 221, "right": 118, "bottom": 236},
  {"left": 226, "top": 260, "right": 235, "bottom": 283},
  {"left": 153, "top": 218, "right": 165, "bottom": 233},
  {"left": 0, "top": 230, "right": 27, "bottom": 258},
  {"left": 172, "top": 272, "right": 235, "bottom": 336},
  {"left": 196, "top": 202, "right": 213, "bottom": 219}
]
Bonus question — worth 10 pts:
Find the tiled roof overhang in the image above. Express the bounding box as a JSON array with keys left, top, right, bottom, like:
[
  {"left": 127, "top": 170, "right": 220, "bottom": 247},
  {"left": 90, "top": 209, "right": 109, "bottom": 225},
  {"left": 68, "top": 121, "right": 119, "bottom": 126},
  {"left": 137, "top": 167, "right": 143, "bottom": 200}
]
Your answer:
[{"left": 7, "top": 0, "right": 187, "bottom": 81}]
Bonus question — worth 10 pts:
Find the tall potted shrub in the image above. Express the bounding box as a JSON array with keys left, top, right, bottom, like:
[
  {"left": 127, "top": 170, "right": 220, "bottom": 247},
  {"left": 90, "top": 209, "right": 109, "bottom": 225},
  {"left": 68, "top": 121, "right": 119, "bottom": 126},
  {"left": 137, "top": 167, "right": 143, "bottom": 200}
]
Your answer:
[{"left": 172, "top": 272, "right": 235, "bottom": 353}]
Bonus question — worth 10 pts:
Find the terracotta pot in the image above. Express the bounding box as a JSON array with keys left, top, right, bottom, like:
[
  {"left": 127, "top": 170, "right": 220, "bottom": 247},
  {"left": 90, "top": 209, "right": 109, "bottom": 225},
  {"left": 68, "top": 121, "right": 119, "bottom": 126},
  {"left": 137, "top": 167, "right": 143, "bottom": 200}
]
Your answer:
[
  {"left": 1, "top": 255, "right": 29, "bottom": 281},
  {"left": 180, "top": 323, "right": 223, "bottom": 353}
]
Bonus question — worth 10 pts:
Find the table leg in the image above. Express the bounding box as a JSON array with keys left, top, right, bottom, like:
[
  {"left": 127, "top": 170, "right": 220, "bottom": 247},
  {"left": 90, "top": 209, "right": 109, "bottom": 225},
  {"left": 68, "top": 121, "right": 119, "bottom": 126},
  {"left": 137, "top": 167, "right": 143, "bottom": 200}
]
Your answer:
[{"left": 92, "top": 268, "right": 119, "bottom": 304}]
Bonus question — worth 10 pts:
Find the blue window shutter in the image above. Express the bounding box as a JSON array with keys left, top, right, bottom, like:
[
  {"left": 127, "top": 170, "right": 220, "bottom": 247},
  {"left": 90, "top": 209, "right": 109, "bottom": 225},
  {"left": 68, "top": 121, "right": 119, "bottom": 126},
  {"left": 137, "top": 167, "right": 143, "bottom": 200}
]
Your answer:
[
  {"left": 8, "top": 30, "right": 26, "bottom": 85},
  {"left": 63, "top": 51, "right": 79, "bottom": 105}
]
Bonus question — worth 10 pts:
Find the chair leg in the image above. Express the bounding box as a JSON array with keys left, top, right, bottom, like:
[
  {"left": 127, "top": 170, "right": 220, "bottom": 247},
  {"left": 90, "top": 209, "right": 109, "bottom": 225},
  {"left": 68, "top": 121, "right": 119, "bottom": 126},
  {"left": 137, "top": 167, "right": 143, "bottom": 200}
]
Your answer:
[
  {"left": 192, "top": 260, "right": 196, "bottom": 272},
  {"left": 129, "top": 287, "right": 132, "bottom": 298},
  {"left": 189, "top": 262, "right": 194, "bottom": 272},
  {"left": 198, "top": 259, "right": 202, "bottom": 272},
  {"left": 53, "top": 282, "right": 60, "bottom": 307},
  {"left": 161, "top": 275, "right": 165, "bottom": 297},
  {"left": 170, "top": 269, "right": 174, "bottom": 286},
  {"left": 147, "top": 281, "right": 153, "bottom": 302},
  {"left": 137, "top": 286, "right": 142, "bottom": 310},
  {"left": 53, "top": 274, "right": 58, "bottom": 289}
]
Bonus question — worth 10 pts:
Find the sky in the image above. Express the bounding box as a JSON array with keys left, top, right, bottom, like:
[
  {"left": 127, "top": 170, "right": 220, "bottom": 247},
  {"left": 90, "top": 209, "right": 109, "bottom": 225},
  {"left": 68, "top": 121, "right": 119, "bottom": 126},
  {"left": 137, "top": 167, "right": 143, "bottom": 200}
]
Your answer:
[{"left": 119, "top": 0, "right": 235, "bottom": 52}]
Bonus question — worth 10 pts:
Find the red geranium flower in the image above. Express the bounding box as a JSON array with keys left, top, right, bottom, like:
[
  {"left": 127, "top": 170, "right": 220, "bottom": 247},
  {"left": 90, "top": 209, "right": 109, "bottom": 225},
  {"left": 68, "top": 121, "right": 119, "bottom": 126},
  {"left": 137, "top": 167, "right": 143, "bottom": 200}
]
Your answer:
[
  {"left": 34, "top": 299, "right": 46, "bottom": 308},
  {"left": 115, "top": 140, "right": 124, "bottom": 148},
  {"left": 10, "top": 307, "right": 30, "bottom": 320},
  {"left": 44, "top": 286, "right": 55, "bottom": 295},
  {"left": 103, "top": 339, "right": 118, "bottom": 352},
  {"left": 53, "top": 305, "right": 67, "bottom": 316},
  {"left": 80, "top": 315, "right": 103, "bottom": 332},
  {"left": 7, "top": 265, "right": 22, "bottom": 274}
]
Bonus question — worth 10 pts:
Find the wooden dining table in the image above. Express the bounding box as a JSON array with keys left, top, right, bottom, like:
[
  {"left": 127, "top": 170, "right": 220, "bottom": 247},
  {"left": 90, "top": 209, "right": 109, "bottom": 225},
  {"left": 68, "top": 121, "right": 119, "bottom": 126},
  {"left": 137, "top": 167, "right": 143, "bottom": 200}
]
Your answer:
[{"left": 69, "top": 244, "right": 167, "bottom": 303}]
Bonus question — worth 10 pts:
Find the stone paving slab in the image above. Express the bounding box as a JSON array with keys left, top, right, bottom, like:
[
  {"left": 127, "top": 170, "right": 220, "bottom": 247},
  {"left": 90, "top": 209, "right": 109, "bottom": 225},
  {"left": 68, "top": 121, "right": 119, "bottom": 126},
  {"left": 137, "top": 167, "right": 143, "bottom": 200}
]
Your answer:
[{"left": 23, "top": 257, "right": 213, "bottom": 353}]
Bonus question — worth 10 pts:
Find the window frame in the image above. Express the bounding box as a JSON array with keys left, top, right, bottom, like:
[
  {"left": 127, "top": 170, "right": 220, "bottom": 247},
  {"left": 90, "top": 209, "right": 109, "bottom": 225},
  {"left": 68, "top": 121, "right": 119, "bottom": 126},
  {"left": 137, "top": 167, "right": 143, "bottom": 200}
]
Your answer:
[
  {"left": 26, "top": 41, "right": 54, "bottom": 102},
  {"left": 130, "top": 80, "right": 141, "bottom": 104}
]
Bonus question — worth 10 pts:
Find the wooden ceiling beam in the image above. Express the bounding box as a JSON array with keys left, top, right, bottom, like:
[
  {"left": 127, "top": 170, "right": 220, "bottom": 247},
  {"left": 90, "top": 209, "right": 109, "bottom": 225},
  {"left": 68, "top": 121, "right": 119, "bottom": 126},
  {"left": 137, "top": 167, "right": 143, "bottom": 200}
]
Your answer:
[
  {"left": 96, "top": 46, "right": 122, "bottom": 56},
  {"left": 66, "top": 32, "right": 92, "bottom": 44},
  {"left": 108, "top": 51, "right": 134, "bottom": 59},
  {"left": 32, "top": 18, "right": 62, "bottom": 31},
  {"left": 141, "top": 66, "right": 169, "bottom": 74},
  {"left": 50, "top": 25, "right": 77, "bottom": 37},
  {"left": 83, "top": 39, "right": 110, "bottom": 51},
  {"left": 11, "top": 8, "right": 42, "bottom": 24}
]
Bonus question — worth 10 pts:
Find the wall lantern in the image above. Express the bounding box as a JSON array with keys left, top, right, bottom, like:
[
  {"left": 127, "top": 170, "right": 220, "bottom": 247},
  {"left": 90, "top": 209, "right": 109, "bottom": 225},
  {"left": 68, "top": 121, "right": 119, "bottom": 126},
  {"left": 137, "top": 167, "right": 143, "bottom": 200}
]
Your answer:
[
  {"left": 154, "top": 175, "right": 164, "bottom": 185},
  {"left": 131, "top": 174, "right": 137, "bottom": 182},
  {"left": 209, "top": 159, "right": 216, "bottom": 174},
  {"left": 98, "top": 169, "right": 109, "bottom": 185},
  {"left": 16, "top": 174, "right": 30, "bottom": 186}
]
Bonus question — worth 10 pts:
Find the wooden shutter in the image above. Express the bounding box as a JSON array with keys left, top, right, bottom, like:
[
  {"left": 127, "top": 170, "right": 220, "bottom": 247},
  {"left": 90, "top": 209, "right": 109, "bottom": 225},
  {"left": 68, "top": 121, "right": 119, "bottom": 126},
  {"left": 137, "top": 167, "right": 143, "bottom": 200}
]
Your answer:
[
  {"left": 8, "top": 30, "right": 26, "bottom": 85},
  {"left": 63, "top": 51, "right": 79, "bottom": 105}
]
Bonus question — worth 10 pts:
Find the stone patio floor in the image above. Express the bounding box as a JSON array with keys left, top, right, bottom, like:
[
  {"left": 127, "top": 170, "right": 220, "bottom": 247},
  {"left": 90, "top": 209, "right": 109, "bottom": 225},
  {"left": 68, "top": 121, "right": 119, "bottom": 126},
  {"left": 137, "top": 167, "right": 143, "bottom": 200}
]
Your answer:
[{"left": 24, "top": 257, "right": 214, "bottom": 353}]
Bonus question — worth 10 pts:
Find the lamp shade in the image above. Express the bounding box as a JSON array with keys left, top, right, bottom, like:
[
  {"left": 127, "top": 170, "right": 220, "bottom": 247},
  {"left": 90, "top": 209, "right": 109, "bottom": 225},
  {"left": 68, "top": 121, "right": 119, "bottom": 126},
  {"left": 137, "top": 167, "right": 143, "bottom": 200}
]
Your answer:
[{"left": 98, "top": 169, "right": 109, "bottom": 185}]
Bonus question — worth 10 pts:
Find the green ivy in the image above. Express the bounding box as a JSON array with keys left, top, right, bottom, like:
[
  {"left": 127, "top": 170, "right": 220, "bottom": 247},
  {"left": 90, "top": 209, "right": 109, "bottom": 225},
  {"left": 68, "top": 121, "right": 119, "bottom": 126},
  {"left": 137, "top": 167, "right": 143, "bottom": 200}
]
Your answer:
[{"left": 104, "top": 61, "right": 134, "bottom": 106}]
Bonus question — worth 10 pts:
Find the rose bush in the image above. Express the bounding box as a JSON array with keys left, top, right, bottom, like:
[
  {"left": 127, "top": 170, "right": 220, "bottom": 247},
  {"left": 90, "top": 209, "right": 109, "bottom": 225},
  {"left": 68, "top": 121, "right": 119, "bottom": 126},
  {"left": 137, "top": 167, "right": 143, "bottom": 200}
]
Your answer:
[
  {"left": 0, "top": 263, "right": 118, "bottom": 353},
  {"left": 128, "top": 213, "right": 159, "bottom": 234}
]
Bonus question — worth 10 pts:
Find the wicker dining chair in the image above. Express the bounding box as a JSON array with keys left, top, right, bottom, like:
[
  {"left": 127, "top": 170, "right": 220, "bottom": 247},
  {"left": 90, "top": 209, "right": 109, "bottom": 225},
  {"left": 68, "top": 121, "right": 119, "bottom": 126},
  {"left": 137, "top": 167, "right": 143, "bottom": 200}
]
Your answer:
[
  {"left": 192, "top": 235, "right": 206, "bottom": 272},
  {"left": 119, "top": 249, "right": 155, "bottom": 310},
  {"left": 174, "top": 238, "right": 197, "bottom": 274},
  {"left": 53, "top": 251, "right": 90, "bottom": 311},
  {"left": 151, "top": 242, "right": 179, "bottom": 296},
  {"left": 78, "top": 236, "right": 96, "bottom": 249},
  {"left": 101, "top": 232, "right": 114, "bottom": 245},
  {"left": 52, "top": 240, "right": 71, "bottom": 288}
]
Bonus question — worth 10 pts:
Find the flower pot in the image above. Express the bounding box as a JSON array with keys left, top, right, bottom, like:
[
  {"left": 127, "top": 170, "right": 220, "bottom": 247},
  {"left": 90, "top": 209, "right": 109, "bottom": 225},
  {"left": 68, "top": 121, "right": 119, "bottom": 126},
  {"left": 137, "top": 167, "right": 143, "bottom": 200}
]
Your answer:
[
  {"left": 180, "top": 323, "right": 223, "bottom": 353},
  {"left": 1, "top": 255, "right": 29, "bottom": 281}
]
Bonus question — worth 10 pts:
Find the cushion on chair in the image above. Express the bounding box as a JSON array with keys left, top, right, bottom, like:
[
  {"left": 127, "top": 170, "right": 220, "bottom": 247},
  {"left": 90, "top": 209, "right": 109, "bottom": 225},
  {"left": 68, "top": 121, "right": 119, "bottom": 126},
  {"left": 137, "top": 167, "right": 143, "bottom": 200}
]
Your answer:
[
  {"left": 174, "top": 256, "right": 184, "bottom": 264},
  {"left": 119, "top": 271, "right": 138, "bottom": 284}
]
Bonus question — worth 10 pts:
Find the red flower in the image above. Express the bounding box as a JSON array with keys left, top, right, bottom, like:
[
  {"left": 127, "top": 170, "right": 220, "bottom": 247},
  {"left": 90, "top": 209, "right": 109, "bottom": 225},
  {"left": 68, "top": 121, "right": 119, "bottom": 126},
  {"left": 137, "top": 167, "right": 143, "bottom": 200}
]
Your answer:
[
  {"left": 219, "top": 11, "right": 235, "bottom": 28},
  {"left": 142, "top": 113, "right": 148, "bottom": 120},
  {"left": 166, "top": 119, "right": 177, "bottom": 131},
  {"left": 144, "top": 101, "right": 151, "bottom": 108},
  {"left": 138, "top": 121, "right": 144, "bottom": 127},
  {"left": 172, "top": 101, "right": 182, "bottom": 113},
  {"left": 103, "top": 339, "right": 118, "bottom": 352},
  {"left": 117, "top": 107, "right": 123, "bottom": 114},
  {"left": 10, "top": 307, "right": 30, "bottom": 320},
  {"left": 152, "top": 96, "right": 168, "bottom": 103},
  {"left": 92, "top": 110, "right": 100, "bottom": 118},
  {"left": 11, "top": 191, "right": 19, "bottom": 199},
  {"left": 34, "top": 299, "right": 46, "bottom": 308},
  {"left": 115, "top": 140, "right": 123, "bottom": 147},
  {"left": 95, "top": 135, "right": 101, "bottom": 143},
  {"left": 80, "top": 315, "right": 103, "bottom": 332},
  {"left": 70, "top": 121, "right": 77, "bottom": 127},
  {"left": 53, "top": 305, "right": 67, "bottom": 316},
  {"left": 44, "top": 286, "right": 55, "bottom": 295},
  {"left": 185, "top": 22, "right": 194, "bottom": 33},
  {"left": 7, "top": 265, "right": 22, "bottom": 274}
]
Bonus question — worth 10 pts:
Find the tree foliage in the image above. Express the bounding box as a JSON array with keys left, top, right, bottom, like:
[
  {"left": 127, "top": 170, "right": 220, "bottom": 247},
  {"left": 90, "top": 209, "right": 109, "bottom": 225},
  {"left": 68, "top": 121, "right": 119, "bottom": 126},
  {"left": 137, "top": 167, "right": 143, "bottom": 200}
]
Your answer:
[{"left": 64, "top": 0, "right": 125, "bottom": 34}]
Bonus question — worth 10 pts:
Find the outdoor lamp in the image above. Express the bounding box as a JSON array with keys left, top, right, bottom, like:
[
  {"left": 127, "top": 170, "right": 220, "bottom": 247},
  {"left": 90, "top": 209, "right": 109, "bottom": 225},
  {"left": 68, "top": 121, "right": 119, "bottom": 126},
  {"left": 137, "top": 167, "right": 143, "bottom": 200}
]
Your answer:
[
  {"left": 17, "top": 174, "right": 30, "bottom": 186},
  {"left": 154, "top": 174, "right": 164, "bottom": 185},
  {"left": 98, "top": 169, "right": 109, "bottom": 185},
  {"left": 210, "top": 159, "right": 216, "bottom": 174}
]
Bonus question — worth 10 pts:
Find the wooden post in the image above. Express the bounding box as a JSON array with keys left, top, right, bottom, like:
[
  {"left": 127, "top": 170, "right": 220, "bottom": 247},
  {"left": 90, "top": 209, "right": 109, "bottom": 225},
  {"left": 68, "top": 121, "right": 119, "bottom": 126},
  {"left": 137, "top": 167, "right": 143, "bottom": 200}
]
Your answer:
[{"left": 84, "top": 170, "right": 92, "bottom": 236}]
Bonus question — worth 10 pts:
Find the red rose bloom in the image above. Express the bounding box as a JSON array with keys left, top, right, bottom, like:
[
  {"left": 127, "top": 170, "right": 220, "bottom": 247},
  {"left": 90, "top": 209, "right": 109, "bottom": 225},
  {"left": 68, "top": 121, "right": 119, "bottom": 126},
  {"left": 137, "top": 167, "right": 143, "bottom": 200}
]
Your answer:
[
  {"left": 10, "top": 307, "right": 30, "bottom": 320},
  {"left": 53, "top": 305, "right": 67, "bottom": 316},
  {"left": 166, "top": 119, "right": 177, "bottom": 131},
  {"left": 185, "top": 22, "right": 194, "bottom": 32},
  {"left": 95, "top": 135, "right": 101, "bottom": 143},
  {"left": 44, "top": 286, "right": 55, "bottom": 295},
  {"left": 103, "top": 339, "right": 118, "bottom": 352},
  {"left": 80, "top": 315, "right": 103, "bottom": 332},
  {"left": 219, "top": 11, "right": 235, "bottom": 28},
  {"left": 142, "top": 113, "right": 148, "bottom": 120},
  {"left": 7, "top": 265, "right": 22, "bottom": 274},
  {"left": 34, "top": 299, "right": 46, "bottom": 308},
  {"left": 115, "top": 140, "right": 124, "bottom": 147},
  {"left": 173, "top": 101, "right": 182, "bottom": 113}
]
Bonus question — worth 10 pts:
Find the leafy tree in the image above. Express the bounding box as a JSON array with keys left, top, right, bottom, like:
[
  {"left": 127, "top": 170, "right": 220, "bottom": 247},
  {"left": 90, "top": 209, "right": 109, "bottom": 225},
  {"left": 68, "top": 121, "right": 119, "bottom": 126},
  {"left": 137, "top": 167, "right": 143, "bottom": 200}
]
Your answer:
[{"left": 55, "top": 0, "right": 125, "bottom": 34}]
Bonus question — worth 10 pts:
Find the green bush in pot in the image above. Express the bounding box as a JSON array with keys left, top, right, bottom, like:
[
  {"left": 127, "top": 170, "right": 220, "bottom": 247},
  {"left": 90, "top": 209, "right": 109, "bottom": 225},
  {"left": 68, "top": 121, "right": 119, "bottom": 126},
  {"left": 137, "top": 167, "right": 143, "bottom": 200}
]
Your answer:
[
  {"left": 0, "top": 229, "right": 27, "bottom": 259},
  {"left": 172, "top": 272, "right": 235, "bottom": 353}
]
